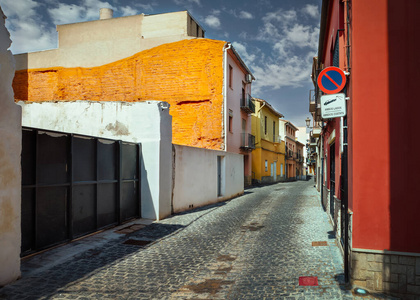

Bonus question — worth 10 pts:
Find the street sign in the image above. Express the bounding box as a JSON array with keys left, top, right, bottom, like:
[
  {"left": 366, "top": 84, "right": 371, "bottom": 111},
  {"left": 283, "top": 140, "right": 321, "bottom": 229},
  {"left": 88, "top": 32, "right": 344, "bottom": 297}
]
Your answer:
[
  {"left": 320, "top": 93, "right": 346, "bottom": 118},
  {"left": 317, "top": 66, "right": 346, "bottom": 94}
]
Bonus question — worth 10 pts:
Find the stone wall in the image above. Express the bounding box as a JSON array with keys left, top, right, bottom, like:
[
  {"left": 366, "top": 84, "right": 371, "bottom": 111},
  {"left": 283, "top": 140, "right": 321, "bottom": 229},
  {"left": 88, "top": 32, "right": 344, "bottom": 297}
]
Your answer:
[
  {"left": 352, "top": 250, "right": 420, "bottom": 298},
  {"left": 0, "top": 6, "right": 22, "bottom": 286}
]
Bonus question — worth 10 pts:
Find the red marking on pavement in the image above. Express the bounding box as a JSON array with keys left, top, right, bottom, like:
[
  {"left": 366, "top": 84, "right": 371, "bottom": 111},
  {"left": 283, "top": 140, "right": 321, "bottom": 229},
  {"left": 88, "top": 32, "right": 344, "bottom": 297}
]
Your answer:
[
  {"left": 324, "top": 73, "right": 340, "bottom": 88},
  {"left": 312, "top": 241, "right": 328, "bottom": 246},
  {"left": 299, "top": 276, "right": 319, "bottom": 286}
]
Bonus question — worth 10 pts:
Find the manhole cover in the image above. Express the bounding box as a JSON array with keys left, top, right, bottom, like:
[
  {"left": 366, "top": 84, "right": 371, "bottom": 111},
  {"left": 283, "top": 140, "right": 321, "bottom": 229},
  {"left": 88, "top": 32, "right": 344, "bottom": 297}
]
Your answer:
[
  {"left": 312, "top": 241, "right": 328, "bottom": 246},
  {"left": 123, "top": 239, "right": 152, "bottom": 246},
  {"left": 299, "top": 276, "right": 318, "bottom": 286}
]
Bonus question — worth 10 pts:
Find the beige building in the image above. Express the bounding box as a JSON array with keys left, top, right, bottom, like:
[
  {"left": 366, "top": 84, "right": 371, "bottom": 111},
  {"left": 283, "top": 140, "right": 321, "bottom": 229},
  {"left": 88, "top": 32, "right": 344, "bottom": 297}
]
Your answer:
[
  {"left": 279, "top": 119, "right": 299, "bottom": 180},
  {"left": 15, "top": 10, "right": 205, "bottom": 70}
]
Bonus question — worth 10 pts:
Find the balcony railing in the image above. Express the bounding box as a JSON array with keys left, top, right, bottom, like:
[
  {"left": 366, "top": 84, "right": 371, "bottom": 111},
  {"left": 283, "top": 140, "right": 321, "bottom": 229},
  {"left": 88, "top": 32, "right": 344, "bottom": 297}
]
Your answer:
[
  {"left": 240, "top": 133, "right": 255, "bottom": 150},
  {"left": 309, "top": 89, "right": 316, "bottom": 112},
  {"left": 240, "top": 94, "right": 255, "bottom": 114},
  {"left": 286, "top": 147, "right": 295, "bottom": 159}
]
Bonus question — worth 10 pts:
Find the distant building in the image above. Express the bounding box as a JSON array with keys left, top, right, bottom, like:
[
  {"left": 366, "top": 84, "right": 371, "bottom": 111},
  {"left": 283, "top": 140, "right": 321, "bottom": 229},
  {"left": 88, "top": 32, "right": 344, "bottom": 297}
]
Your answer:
[
  {"left": 251, "top": 98, "right": 285, "bottom": 184},
  {"left": 296, "top": 127, "right": 309, "bottom": 178},
  {"left": 279, "top": 120, "right": 299, "bottom": 180},
  {"left": 12, "top": 10, "right": 255, "bottom": 186}
]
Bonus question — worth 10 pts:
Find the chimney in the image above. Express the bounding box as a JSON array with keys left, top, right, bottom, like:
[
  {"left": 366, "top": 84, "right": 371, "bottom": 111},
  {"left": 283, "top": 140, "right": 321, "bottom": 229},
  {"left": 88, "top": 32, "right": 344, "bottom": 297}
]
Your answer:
[{"left": 99, "top": 8, "right": 113, "bottom": 20}]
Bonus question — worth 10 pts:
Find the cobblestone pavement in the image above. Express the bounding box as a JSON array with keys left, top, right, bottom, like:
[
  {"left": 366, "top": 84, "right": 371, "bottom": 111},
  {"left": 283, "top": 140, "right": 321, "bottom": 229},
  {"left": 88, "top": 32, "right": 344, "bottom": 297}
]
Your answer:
[{"left": 0, "top": 180, "right": 397, "bottom": 299}]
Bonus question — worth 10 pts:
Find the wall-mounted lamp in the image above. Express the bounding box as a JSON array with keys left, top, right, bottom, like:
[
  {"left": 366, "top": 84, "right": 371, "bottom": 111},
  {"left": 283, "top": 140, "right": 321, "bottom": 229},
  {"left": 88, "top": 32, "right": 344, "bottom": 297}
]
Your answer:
[{"left": 305, "top": 117, "right": 312, "bottom": 129}]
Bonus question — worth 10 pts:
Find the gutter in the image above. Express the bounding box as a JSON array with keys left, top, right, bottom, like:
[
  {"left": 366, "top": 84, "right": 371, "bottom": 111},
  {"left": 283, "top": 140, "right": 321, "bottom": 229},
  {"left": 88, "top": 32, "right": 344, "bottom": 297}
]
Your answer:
[
  {"left": 223, "top": 43, "right": 232, "bottom": 151},
  {"left": 318, "top": 0, "right": 330, "bottom": 67}
]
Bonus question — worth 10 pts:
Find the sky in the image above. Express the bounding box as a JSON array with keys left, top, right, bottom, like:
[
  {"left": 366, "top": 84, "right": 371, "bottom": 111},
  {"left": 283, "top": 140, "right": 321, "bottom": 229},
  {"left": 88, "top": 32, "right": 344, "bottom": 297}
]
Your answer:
[{"left": 1, "top": 0, "right": 321, "bottom": 127}]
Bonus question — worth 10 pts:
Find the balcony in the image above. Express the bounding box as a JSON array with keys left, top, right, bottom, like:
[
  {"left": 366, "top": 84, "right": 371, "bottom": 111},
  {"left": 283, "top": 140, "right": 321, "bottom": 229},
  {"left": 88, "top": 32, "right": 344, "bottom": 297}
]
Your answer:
[
  {"left": 286, "top": 147, "right": 295, "bottom": 159},
  {"left": 296, "top": 153, "right": 304, "bottom": 162},
  {"left": 240, "top": 133, "right": 255, "bottom": 150},
  {"left": 309, "top": 89, "right": 316, "bottom": 112},
  {"left": 312, "top": 127, "right": 321, "bottom": 138},
  {"left": 240, "top": 94, "right": 255, "bottom": 114}
]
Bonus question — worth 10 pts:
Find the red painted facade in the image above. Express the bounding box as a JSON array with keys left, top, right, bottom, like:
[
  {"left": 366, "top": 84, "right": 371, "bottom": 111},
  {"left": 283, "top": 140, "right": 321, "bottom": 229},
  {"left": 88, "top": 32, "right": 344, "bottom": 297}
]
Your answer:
[{"left": 318, "top": 0, "right": 420, "bottom": 254}]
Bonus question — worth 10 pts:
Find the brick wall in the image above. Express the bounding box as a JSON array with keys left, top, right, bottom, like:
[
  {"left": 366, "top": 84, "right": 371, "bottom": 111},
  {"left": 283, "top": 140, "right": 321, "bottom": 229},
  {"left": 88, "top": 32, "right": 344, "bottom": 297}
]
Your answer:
[{"left": 13, "top": 39, "right": 226, "bottom": 150}]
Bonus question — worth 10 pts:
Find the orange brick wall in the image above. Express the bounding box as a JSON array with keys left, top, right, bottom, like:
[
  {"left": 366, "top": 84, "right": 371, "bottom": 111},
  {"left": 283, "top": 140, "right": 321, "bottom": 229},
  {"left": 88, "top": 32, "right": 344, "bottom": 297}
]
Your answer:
[{"left": 13, "top": 39, "right": 226, "bottom": 149}]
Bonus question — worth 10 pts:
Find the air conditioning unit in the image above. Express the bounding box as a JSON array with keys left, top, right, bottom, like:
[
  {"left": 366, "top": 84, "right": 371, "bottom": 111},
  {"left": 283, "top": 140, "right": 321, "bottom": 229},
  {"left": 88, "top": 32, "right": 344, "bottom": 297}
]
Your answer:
[{"left": 245, "top": 74, "right": 253, "bottom": 83}]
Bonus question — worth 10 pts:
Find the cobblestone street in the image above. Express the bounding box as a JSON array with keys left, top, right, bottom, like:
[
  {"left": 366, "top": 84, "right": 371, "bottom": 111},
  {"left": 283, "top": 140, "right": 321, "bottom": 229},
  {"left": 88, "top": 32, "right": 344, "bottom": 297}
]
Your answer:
[{"left": 0, "top": 180, "right": 394, "bottom": 299}]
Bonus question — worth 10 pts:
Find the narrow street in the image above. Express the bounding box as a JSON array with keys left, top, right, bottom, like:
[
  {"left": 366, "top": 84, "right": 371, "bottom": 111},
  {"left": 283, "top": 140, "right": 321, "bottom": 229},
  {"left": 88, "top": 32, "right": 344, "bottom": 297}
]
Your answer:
[{"left": 2, "top": 180, "right": 361, "bottom": 299}]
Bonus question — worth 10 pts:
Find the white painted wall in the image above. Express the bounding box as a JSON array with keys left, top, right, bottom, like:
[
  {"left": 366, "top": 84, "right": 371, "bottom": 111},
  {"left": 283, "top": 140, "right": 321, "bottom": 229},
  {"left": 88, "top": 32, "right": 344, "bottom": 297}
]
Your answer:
[
  {"left": 0, "top": 6, "right": 22, "bottom": 286},
  {"left": 297, "top": 126, "right": 309, "bottom": 175},
  {"left": 172, "top": 145, "right": 244, "bottom": 213},
  {"left": 18, "top": 100, "right": 172, "bottom": 220}
]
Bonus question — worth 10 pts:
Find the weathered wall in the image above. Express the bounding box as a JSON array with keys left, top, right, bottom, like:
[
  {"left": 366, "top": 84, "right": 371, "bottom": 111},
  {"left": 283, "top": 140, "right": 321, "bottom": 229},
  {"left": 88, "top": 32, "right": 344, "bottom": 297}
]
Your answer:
[
  {"left": 172, "top": 144, "right": 244, "bottom": 213},
  {"left": 13, "top": 39, "right": 226, "bottom": 150},
  {"left": 0, "top": 6, "right": 22, "bottom": 286},
  {"left": 14, "top": 11, "right": 200, "bottom": 70},
  {"left": 18, "top": 100, "right": 172, "bottom": 220}
]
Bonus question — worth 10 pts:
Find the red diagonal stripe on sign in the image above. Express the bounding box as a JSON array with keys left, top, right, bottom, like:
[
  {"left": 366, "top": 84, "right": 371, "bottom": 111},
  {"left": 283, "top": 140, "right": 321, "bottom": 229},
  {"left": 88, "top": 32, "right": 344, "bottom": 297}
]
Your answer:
[{"left": 324, "top": 73, "right": 340, "bottom": 88}]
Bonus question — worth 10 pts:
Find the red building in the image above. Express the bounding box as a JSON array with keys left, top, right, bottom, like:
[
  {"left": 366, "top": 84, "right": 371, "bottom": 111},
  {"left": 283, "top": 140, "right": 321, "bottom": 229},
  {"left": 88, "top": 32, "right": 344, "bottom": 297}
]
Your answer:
[{"left": 311, "top": 0, "right": 420, "bottom": 297}]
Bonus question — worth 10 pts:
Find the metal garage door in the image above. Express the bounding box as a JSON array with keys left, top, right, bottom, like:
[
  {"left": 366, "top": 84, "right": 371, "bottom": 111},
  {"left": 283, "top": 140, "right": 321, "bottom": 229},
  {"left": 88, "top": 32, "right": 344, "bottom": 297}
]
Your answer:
[{"left": 21, "top": 127, "right": 141, "bottom": 256}]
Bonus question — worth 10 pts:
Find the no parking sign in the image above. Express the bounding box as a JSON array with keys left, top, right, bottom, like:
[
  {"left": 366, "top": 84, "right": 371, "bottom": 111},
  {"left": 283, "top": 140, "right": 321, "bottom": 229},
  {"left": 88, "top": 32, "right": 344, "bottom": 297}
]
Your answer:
[{"left": 317, "top": 67, "right": 346, "bottom": 94}]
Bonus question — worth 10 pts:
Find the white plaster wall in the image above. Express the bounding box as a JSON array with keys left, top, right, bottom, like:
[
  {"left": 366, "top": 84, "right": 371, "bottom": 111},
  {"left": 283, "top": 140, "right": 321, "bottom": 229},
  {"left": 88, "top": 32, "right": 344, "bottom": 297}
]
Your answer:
[
  {"left": 18, "top": 100, "right": 172, "bottom": 221},
  {"left": 0, "top": 6, "right": 22, "bottom": 286},
  {"left": 172, "top": 145, "right": 244, "bottom": 213},
  {"left": 297, "top": 127, "right": 309, "bottom": 174},
  {"left": 279, "top": 119, "right": 286, "bottom": 142},
  {"left": 14, "top": 11, "right": 198, "bottom": 70}
]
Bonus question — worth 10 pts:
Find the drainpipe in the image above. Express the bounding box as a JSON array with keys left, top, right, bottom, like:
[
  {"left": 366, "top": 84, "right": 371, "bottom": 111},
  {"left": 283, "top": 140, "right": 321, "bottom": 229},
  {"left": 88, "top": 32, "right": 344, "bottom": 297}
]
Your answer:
[{"left": 223, "top": 43, "right": 232, "bottom": 152}]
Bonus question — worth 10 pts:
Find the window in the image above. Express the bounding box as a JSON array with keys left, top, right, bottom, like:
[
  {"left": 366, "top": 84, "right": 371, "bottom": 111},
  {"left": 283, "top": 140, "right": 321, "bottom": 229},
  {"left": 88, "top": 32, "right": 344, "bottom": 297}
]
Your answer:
[
  {"left": 273, "top": 121, "right": 276, "bottom": 142},
  {"left": 229, "top": 65, "right": 233, "bottom": 88},
  {"left": 228, "top": 110, "right": 233, "bottom": 133},
  {"left": 265, "top": 160, "right": 268, "bottom": 172},
  {"left": 264, "top": 116, "right": 267, "bottom": 135},
  {"left": 196, "top": 24, "right": 200, "bottom": 37}
]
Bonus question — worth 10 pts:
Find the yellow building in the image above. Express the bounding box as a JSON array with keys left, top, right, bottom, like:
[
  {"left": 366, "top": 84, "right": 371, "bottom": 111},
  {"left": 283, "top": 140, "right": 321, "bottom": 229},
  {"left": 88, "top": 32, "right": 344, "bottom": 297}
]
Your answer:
[{"left": 251, "top": 98, "right": 286, "bottom": 184}]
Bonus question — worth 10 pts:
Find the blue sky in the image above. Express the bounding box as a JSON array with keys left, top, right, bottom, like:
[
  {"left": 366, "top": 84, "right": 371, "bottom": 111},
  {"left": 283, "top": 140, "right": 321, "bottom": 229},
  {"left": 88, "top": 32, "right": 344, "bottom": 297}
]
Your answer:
[{"left": 2, "top": 0, "right": 321, "bottom": 127}]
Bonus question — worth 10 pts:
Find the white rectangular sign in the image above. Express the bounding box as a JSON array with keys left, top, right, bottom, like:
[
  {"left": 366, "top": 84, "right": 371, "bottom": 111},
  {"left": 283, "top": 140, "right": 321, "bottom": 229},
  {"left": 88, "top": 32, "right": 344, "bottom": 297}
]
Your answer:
[{"left": 320, "top": 93, "right": 346, "bottom": 118}]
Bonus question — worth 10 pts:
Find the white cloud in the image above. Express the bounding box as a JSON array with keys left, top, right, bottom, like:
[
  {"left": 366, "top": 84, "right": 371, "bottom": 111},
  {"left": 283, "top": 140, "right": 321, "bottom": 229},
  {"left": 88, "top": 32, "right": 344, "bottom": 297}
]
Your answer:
[
  {"left": 302, "top": 4, "right": 319, "bottom": 19},
  {"left": 135, "top": 3, "right": 157, "bottom": 12},
  {"left": 121, "top": 6, "right": 138, "bottom": 16},
  {"left": 48, "top": 0, "right": 115, "bottom": 25},
  {"left": 252, "top": 55, "right": 313, "bottom": 95},
  {"left": 2, "top": 0, "right": 141, "bottom": 54},
  {"left": 1, "top": 0, "right": 37, "bottom": 19},
  {"left": 204, "top": 15, "right": 221, "bottom": 29},
  {"left": 250, "top": 5, "right": 319, "bottom": 94},
  {"left": 2, "top": 0, "right": 57, "bottom": 53},
  {"left": 286, "top": 24, "right": 319, "bottom": 48},
  {"left": 174, "top": 0, "right": 201, "bottom": 5},
  {"left": 232, "top": 42, "right": 256, "bottom": 65},
  {"left": 238, "top": 11, "right": 253, "bottom": 19},
  {"left": 263, "top": 9, "right": 297, "bottom": 25}
]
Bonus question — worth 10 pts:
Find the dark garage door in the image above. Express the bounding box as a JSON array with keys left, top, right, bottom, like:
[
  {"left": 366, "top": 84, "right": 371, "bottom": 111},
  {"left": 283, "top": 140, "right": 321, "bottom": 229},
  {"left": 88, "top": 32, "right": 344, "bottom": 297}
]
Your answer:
[{"left": 21, "top": 127, "right": 141, "bottom": 256}]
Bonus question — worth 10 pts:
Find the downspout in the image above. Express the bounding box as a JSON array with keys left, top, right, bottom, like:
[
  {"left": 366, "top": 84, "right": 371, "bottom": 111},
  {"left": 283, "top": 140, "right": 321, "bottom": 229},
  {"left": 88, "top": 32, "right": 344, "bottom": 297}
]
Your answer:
[{"left": 223, "top": 43, "right": 232, "bottom": 152}]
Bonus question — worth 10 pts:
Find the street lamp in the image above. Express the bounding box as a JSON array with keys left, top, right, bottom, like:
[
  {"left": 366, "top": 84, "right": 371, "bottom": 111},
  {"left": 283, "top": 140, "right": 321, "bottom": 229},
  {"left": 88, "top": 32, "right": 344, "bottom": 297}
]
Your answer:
[{"left": 305, "top": 117, "right": 311, "bottom": 128}]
